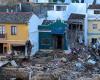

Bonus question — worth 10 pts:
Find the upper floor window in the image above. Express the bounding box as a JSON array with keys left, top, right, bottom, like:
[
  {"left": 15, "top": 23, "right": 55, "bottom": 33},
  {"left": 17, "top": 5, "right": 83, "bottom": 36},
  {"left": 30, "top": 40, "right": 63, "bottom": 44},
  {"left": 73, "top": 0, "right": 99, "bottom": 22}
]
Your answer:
[
  {"left": 56, "top": 6, "right": 66, "bottom": 11},
  {"left": 53, "top": 0, "right": 65, "bottom": 3},
  {"left": 0, "top": 25, "right": 5, "bottom": 34},
  {"left": 94, "top": 10, "right": 100, "bottom": 14},
  {"left": 92, "top": 24, "right": 97, "bottom": 29},
  {"left": 11, "top": 26, "right": 16, "bottom": 35},
  {"left": 72, "top": 0, "right": 79, "bottom": 3}
]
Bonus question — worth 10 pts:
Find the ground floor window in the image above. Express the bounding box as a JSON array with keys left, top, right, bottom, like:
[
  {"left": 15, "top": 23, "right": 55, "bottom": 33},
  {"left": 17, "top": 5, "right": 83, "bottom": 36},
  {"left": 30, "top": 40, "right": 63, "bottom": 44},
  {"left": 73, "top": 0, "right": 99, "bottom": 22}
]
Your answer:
[
  {"left": 12, "top": 45, "right": 25, "bottom": 54},
  {"left": 40, "top": 38, "right": 50, "bottom": 45},
  {"left": 91, "top": 38, "right": 97, "bottom": 44},
  {"left": 0, "top": 43, "right": 3, "bottom": 53},
  {"left": 53, "top": 35, "right": 63, "bottom": 49}
]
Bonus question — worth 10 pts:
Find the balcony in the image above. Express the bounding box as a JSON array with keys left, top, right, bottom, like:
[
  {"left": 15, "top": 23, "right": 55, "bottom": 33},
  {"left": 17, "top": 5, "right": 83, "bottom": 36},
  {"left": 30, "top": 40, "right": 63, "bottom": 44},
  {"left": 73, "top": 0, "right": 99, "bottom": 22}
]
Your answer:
[{"left": 0, "top": 34, "right": 6, "bottom": 39}]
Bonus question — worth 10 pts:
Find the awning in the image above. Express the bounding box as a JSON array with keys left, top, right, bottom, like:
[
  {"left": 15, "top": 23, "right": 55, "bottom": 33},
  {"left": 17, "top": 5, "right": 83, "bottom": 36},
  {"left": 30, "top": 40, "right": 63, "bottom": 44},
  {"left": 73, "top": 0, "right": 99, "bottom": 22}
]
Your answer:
[{"left": 51, "top": 27, "right": 65, "bottom": 34}]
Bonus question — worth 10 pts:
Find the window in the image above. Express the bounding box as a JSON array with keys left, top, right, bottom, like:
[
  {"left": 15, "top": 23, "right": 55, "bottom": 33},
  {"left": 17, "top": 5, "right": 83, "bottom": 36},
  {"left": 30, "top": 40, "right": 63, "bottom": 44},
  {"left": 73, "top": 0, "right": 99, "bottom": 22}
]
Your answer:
[
  {"left": 0, "top": 25, "right": 5, "bottom": 34},
  {"left": 56, "top": 6, "right": 66, "bottom": 11},
  {"left": 94, "top": 10, "right": 100, "bottom": 14},
  {"left": 72, "top": 0, "right": 79, "bottom": 3},
  {"left": 92, "top": 38, "right": 97, "bottom": 44},
  {"left": 11, "top": 26, "right": 16, "bottom": 35},
  {"left": 41, "top": 38, "right": 50, "bottom": 45},
  {"left": 53, "top": 0, "right": 65, "bottom": 3},
  {"left": 92, "top": 24, "right": 97, "bottom": 29}
]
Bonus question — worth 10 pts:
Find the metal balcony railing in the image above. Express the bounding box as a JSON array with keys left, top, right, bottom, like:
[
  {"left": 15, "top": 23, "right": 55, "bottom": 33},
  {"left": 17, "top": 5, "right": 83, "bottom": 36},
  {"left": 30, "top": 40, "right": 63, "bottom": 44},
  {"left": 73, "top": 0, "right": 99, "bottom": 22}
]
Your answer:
[{"left": 0, "top": 34, "right": 6, "bottom": 39}]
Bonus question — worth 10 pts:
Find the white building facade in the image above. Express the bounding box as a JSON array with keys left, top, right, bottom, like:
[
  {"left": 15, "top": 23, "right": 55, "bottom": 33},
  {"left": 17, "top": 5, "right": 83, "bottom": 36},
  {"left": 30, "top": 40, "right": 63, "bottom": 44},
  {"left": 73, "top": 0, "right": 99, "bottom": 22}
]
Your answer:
[
  {"left": 28, "top": 14, "right": 43, "bottom": 56},
  {"left": 47, "top": 4, "right": 68, "bottom": 20}
]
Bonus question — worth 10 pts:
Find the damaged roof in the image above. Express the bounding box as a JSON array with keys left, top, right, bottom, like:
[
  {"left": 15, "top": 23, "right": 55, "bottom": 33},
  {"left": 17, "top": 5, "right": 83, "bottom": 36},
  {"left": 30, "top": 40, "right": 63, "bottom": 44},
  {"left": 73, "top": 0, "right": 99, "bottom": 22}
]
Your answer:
[
  {"left": 88, "top": 4, "right": 100, "bottom": 9},
  {"left": 42, "top": 20, "right": 55, "bottom": 25},
  {"left": 68, "top": 13, "right": 85, "bottom": 20},
  {"left": 0, "top": 12, "right": 33, "bottom": 24}
]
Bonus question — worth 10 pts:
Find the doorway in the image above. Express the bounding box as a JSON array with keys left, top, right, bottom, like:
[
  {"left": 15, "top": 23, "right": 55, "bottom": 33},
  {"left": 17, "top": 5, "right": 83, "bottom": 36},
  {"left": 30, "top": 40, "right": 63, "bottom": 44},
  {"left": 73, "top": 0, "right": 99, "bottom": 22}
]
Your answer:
[
  {"left": 54, "top": 35, "right": 63, "bottom": 49},
  {"left": 92, "top": 38, "right": 97, "bottom": 44},
  {"left": 0, "top": 43, "right": 3, "bottom": 53},
  {"left": 4, "top": 47, "right": 7, "bottom": 53},
  {"left": 12, "top": 45, "right": 25, "bottom": 53}
]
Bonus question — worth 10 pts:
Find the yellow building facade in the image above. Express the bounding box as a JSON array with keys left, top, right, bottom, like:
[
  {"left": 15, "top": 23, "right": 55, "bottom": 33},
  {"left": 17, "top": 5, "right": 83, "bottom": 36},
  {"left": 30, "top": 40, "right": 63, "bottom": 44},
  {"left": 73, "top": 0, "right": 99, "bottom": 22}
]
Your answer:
[
  {"left": 88, "top": 20, "right": 100, "bottom": 45},
  {"left": 0, "top": 12, "right": 32, "bottom": 54},
  {"left": 0, "top": 24, "right": 28, "bottom": 53}
]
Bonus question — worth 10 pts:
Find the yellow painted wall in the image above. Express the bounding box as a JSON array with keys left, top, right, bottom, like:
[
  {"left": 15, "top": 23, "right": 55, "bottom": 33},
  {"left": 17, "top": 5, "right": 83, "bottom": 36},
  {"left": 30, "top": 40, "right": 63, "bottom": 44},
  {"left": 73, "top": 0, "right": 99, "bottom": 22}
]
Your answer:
[
  {"left": 88, "top": 20, "right": 100, "bottom": 33},
  {"left": 0, "top": 23, "right": 28, "bottom": 53},
  {"left": 0, "top": 23, "right": 28, "bottom": 41},
  {"left": 88, "top": 20, "right": 100, "bottom": 44}
]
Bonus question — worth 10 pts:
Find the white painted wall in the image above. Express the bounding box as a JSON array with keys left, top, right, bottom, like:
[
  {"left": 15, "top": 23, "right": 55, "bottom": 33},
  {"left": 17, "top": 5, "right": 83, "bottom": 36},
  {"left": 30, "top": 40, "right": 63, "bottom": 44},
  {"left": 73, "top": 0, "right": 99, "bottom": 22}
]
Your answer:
[
  {"left": 96, "top": 0, "right": 100, "bottom": 4},
  {"left": 29, "top": 0, "right": 34, "bottom": 2},
  {"left": 28, "top": 14, "right": 43, "bottom": 56},
  {"left": 67, "top": 3, "right": 87, "bottom": 20},
  {"left": 65, "top": 0, "right": 94, "bottom": 3},
  {"left": 47, "top": 3, "right": 87, "bottom": 21},
  {"left": 88, "top": 9, "right": 94, "bottom": 15},
  {"left": 47, "top": 11, "right": 68, "bottom": 20},
  {"left": 65, "top": 0, "right": 71, "bottom": 3},
  {"left": 29, "top": 0, "right": 49, "bottom": 3},
  {"left": 88, "top": 7, "right": 100, "bottom": 20},
  {"left": 47, "top": 5, "right": 68, "bottom": 20},
  {"left": 84, "top": 0, "right": 94, "bottom": 3},
  {"left": 37, "top": 0, "right": 49, "bottom": 3},
  {"left": 67, "top": 3, "right": 87, "bottom": 14}
]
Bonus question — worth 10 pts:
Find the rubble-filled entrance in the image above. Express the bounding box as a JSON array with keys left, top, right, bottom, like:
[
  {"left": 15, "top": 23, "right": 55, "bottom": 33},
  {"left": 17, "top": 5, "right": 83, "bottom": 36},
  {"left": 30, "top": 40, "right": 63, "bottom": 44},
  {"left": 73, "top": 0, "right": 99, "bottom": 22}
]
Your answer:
[
  {"left": 12, "top": 45, "right": 25, "bottom": 53},
  {"left": 53, "top": 35, "right": 63, "bottom": 49}
]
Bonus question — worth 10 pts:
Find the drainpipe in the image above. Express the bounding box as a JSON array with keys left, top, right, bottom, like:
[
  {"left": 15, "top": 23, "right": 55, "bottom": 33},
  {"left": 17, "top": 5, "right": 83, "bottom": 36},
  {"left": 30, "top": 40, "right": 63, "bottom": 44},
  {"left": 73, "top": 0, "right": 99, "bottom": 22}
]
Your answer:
[
  {"left": 25, "top": 45, "right": 28, "bottom": 57},
  {"left": 84, "top": 12, "right": 88, "bottom": 46}
]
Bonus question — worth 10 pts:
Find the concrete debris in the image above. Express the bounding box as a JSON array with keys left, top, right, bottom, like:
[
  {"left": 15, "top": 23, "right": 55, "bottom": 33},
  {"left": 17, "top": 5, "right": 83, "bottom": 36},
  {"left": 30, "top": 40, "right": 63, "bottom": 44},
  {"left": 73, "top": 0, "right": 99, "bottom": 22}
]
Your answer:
[
  {"left": 0, "top": 45, "right": 100, "bottom": 80},
  {"left": 87, "top": 59, "right": 96, "bottom": 65},
  {"left": 10, "top": 60, "right": 18, "bottom": 67},
  {"left": 0, "top": 61, "right": 9, "bottom": 67}
]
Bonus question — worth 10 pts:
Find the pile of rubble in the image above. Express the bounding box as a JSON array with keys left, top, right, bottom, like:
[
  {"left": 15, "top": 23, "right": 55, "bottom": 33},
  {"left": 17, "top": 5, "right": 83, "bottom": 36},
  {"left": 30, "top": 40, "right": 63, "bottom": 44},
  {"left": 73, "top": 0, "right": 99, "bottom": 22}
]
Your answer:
[
  {"left": 31, "top": 46, "right": 100, "bottom": 80},
  {"left": 0, "top": 46, "right": 100, "bottom": 80}
]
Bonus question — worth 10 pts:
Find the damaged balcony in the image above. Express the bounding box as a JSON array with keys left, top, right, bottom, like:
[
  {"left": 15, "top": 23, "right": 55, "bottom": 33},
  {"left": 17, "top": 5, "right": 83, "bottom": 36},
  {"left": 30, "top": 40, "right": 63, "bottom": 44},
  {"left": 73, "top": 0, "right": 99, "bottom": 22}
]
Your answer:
[{"left": 67, "top": 13, "right": 85, "bottom": 47}]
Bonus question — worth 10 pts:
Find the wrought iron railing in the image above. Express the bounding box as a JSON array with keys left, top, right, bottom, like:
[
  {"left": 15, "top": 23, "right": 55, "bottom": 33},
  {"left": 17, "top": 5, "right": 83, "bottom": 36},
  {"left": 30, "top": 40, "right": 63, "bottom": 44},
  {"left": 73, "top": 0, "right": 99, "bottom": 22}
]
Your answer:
[{"left": 0, "top": 34, "right": 6, "bottom": 39}]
